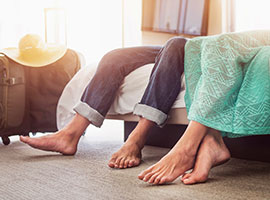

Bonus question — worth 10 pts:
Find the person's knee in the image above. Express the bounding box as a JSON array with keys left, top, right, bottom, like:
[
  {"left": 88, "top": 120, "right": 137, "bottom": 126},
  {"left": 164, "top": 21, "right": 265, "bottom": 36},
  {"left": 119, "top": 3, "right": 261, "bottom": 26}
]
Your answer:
[
  {"left": 97, "top": 48, "right": 125, "bottom": 75},
  {"left": 164, "top": 37, "right": 187, "bottom": 52},
  {"left": 99, "top": 48, "right": 123, "bottom": 66}
]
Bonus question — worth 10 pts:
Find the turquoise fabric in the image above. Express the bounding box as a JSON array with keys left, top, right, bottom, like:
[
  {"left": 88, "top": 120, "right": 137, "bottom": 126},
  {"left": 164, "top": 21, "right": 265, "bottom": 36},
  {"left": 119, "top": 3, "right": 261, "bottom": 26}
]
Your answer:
[{"left": 184, "top": 31, "right": 270, "bottom": 138}]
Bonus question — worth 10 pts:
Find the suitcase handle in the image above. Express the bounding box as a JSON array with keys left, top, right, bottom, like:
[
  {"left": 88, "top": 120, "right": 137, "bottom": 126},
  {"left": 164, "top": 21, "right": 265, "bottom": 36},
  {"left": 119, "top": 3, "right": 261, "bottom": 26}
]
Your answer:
[{"left": 0, "top": 77, "right": 24, "bottom": 85}]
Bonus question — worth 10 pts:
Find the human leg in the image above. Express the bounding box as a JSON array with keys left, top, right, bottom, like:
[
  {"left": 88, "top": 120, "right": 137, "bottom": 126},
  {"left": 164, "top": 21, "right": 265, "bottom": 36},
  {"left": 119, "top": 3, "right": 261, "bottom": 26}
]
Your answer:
[
  {"left": 76, "top": 46, "right": 162, "bottom": 124},
  {"left": 20, "top": 46, "right": 161, "bottom": 154},
  {"left": 138, "top": 33, "right": 270, "bottom": 184},
  {"left": 109, "top": 37, "right": 188, "bottom": 168},
  {"left": 134, "top": 37, "right": 187, "bottom": 126},
  {"left": 137, "top": 36, "right": 233, "bottom": 184},
  {"left": 113, "top": 39, "right": 211, "bottom": 180},
  {"left": 180, "top": 46, "right": 270, "bottom": 185}
]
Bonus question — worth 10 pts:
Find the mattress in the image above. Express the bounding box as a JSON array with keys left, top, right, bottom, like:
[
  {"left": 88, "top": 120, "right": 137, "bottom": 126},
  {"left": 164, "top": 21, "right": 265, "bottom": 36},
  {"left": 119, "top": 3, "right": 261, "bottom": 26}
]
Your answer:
[{"left": 57, "top": 63, "right": 187, "bottom": 130}]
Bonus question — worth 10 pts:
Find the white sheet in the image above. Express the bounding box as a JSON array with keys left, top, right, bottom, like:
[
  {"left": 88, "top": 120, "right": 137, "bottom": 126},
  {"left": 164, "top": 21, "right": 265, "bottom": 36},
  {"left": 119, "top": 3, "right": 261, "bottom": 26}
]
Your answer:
[{"left": 57, "top": 63, "right": 186, "bottom": 130}]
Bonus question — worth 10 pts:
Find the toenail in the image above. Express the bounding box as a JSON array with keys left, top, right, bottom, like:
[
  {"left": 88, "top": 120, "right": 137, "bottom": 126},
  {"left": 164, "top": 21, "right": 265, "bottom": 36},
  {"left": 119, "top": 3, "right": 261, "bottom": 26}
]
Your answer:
[{"left": 183, "top": 179, "right": 189, "bottom": 183}]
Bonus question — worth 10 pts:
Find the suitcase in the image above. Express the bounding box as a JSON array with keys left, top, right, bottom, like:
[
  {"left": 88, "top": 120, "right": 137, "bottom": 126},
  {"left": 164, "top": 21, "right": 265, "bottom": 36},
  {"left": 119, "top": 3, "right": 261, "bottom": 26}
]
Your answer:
[{"left": 0, "top": 49, "right": 81, "bottom": 145}]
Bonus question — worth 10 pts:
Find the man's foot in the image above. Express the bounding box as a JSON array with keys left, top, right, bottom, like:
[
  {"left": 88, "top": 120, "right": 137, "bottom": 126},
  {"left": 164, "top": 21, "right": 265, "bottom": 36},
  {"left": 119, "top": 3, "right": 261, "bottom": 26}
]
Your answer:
[
  {"left": 108, "top": 141, "right": 142, "bottom": 169},
  {"left": 20, "top": 129, "right": 80, "bottom": 155},
  {"left": 20, "top": 114, "right": 90, "bottom": 155},
  {"left": 138, "top": 145, "right": 196, "bottom": 185},
  {"left": 108, "top": 118, "right": 154, "bottom": 169},
  {"left": 181, "top": 130, "right": 231, "bottom": 185}
]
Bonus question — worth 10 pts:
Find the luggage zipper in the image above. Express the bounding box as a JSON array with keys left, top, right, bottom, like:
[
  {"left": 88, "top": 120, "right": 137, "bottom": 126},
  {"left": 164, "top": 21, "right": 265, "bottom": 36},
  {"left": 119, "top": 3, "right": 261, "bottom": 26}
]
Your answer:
[
  {"left": 0, "top": 54, "right": 9, "bottom": 129},
  {"left": 2, "top": 68, "right": 8, "bottom": 129}
]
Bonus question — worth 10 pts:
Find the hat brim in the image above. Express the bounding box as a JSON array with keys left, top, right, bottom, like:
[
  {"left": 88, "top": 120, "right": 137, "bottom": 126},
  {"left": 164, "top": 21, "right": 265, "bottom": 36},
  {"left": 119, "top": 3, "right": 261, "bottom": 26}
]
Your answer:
[{"left": 1, "top": 44, "right": 67, "bottom": 67}]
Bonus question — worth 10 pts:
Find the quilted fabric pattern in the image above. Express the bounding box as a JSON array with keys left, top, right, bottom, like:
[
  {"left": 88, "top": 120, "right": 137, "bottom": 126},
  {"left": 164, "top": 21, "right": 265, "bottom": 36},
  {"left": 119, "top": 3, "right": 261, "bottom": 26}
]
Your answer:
[{"left": 184, "top": 31, "right": 270, "bottom": 137}]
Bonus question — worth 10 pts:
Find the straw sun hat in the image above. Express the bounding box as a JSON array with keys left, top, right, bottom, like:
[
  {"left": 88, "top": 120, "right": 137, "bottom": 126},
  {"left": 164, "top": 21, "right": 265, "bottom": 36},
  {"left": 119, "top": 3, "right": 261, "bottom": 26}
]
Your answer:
[{"left": 1, "top": 34, "right": 67, "bottom": 67}]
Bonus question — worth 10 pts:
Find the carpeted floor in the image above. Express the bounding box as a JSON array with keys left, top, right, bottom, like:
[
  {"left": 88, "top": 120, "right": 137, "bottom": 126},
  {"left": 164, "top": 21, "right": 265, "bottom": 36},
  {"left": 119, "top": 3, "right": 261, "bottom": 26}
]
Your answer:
[{"left": 1, "top": 121, "right": 270, "bottom": 200}]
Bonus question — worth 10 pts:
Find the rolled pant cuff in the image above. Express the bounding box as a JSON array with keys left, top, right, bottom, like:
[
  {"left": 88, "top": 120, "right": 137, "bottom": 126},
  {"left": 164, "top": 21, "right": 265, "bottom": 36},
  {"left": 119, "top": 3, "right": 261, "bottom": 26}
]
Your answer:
[
  {"left": 73, "top": 101, "right": 104, "bottom": 128},
  {"left": 133, "top": 103, "right": 167, "bottom": 127}
]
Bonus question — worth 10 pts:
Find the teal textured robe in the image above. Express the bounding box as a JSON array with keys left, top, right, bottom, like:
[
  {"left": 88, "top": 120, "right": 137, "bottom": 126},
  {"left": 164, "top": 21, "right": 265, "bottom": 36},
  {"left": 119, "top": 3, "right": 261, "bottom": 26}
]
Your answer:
[{"left": 184, "top": 31, "right": 270, "bottom": 137}]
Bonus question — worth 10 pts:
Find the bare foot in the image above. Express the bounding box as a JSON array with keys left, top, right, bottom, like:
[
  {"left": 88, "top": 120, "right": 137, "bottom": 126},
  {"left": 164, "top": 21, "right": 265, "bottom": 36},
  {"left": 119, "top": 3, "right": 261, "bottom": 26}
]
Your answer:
[
  {"left": 20, "top": 114, "right": 90, "bottom": 155},
  {"left": 138, "top": 121, "right": 209, "bottom": 184},
  {"left": 108, "top": 118, "right": 154, "bottom": 169},
  {"left": 138, "top": 146, "right": 196, "bottom": 185},
  {"left": 108, "top": 141, "right": 142, "bottom": 169},
  {"left": 20, "top": 129, "right": 80, "bottom": 155},
  {"left": 181, "top": 130, "right": 231, "bottom": 185}
]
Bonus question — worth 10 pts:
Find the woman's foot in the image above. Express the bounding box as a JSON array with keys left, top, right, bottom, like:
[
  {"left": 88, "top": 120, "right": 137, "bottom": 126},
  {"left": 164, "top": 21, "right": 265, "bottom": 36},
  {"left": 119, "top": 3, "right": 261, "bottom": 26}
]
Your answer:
[
  {"left": 138, "top": 121, "right": 209, "bottom": 184},
  {"left": 20, "top": 114, "right": 90, "bottom": 155},
  {"left": 181, "top": 130, "right": 231, "bottom": 185},
  {"left": 108, "top": 118, "right": 154, "bottom": 169},
  {"left": 138, "top": 145, "right": 196, "bottom": 185}
]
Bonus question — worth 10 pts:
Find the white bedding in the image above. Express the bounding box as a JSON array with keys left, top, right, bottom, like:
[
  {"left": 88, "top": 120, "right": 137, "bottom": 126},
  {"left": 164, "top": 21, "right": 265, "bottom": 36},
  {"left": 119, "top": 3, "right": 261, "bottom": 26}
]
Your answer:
[{"left": 57, "top": 63, "right": 186, "bottom": 130}]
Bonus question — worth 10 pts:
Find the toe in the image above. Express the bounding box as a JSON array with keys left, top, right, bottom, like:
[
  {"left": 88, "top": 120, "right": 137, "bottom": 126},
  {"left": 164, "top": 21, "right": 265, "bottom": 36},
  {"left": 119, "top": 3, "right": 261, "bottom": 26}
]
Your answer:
[
  {"left": 181, "top": 173, "right": 191, "bottom": 181},
  {"left": 128, "top": 160, "right": 135, "bottom": 168},
  {"left": 108, "top": 162, "right": 115, "bottom": 168},
  {"left": 183, "top": 176, "right": 196, "bottom": 185},
  {"left": 20, "top": 136, "right": 29, "bottom": 143},
  {"left": 124, "top": 159, "right": 129, "bottom": 168},
  {"left": 133, "top": 158, "right": 140, "bottom": 166},
  {"left": 148, "top": 173, "right": 159, "bottom": 184},
  {"left": 128, "top": 158, "right": 140, "bottom": 168},
  {"left": 143, "top": 172, "right": 155, "bottom": 182},
  {"left": 159, "top": 176, "right": 168, "bottom": 185},
  {"left": 114, "top": 157, "right": 122, "bottom": 168},
  {"left": 108, "top": 155, "right": 117, "bottom": 168},
  {"left": 119, "top": 158, "right": 126, "bottom": 169},
  {"left": 138, "top": 166, "right": 154, "bottom": 180},
  {"left": 153, "top": 170, "right": 168, "bottom": 185},
  {"left": 153, "top": 175, "right": 163, "bottom": 185},
  {"left": 183, "top": 172, "right": 208, "bottom": 185}
]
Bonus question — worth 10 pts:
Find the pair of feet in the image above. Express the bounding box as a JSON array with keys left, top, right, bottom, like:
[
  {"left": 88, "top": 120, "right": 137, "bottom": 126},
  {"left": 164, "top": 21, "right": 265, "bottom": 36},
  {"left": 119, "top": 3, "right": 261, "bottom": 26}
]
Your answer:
[{"left": 20, "top": 129, "right": 230, "bottom": 185}]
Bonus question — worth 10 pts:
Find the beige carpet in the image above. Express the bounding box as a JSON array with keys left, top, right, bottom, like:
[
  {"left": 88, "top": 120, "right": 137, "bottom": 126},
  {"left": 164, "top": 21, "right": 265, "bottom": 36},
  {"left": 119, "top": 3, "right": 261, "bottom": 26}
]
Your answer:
[{"left": 1, "top": 122, "right": 270, "bottom": 200}]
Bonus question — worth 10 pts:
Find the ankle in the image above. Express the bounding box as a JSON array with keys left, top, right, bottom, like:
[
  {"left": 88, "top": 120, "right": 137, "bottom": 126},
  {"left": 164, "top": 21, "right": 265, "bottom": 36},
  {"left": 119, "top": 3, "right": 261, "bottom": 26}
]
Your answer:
[
  {"left": 59, "top": 128, "right": 81, "bottom": 139},
  {"left": 126, "top": 135, "right": 146, "bottom": 150},
  {"left": 171, "top": 142, "right": 197, "bottom": 158},
  {"left": 134, "top": 140, "right": 146, "bottom": 150},
  {"left": 126, "top": 128, "right": 149, "bottom": 149},
  {"left": 174, "top": 136, "right": 201, "bottom": 157},
  {"left": 205, "top": 132, "right": 224, "bottom": 147},
  {"left": 182, "top": 144, "right": 198, "bottom": 157}
]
